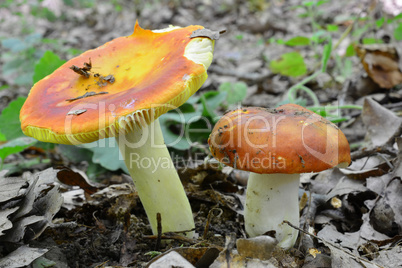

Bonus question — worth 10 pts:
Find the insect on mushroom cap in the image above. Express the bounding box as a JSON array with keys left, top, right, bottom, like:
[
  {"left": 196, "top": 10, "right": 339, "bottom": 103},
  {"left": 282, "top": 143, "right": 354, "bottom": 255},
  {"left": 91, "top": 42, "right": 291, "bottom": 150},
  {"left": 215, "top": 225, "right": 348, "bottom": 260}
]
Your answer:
[
  {"left": 208, "top": 104, "right": 351, "bottom": 174},
  {"left": 20, "top": 21, "right": 215, "bottom": 145}
]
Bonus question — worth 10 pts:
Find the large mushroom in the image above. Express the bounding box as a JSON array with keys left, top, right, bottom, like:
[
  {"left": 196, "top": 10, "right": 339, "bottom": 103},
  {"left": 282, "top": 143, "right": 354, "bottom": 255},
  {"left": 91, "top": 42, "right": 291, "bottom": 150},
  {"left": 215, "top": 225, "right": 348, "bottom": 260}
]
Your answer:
[
  {"left": 208, "top": 104, "right": 351, "bottom": 248},
  {"left": 20, "top": 22, "right": 215, "bottom": 237}
]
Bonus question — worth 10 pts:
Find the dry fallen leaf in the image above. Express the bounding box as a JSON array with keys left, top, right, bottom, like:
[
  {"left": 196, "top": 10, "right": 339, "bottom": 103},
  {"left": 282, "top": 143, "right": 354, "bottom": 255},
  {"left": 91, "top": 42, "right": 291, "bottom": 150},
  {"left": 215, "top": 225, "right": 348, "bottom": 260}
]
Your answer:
[
  {"left": 324, "top": 242, "right": 380, "bottom": 268},
  {"left": 0, "top": 168, "right": 63, "bottom": 266},
  {"left": 372, "top": 246, "right": 402, "bottom": 267},
  {"left": 355, "top": 44, "right": 402, "bottom": 88},
  {"left": 0, "top": 246, "right": 48, "bottom": 268},
  {"left": 369, "top": 177, "right": 402, "bottom": 237},
  {"left": 148, "top": 251, "right": 194, "bottom": 268},
  {"left": 361, "top": 98, "right": 402, "bottom": 147},
  {"left": 56, "top": 167, "right": 98, "bottom": 195},
  {"left": 210, "top": 248, "right": 278, "bottom": 268},
  {"left": 0, "top": 176, "right": 28, "bottom": 203},
  {"left": 236, "top": 236, "right": 278, "bottom": 260},
  {"left": 0, "top": 207, "right": 19, "bottom": 236}
]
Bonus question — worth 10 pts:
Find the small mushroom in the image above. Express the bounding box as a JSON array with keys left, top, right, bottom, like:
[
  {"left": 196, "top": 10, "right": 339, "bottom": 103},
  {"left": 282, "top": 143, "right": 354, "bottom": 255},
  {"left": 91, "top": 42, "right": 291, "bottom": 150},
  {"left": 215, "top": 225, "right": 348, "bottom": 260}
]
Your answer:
[
  {"left": 20, "top": 21, "right": 215, "bottom": 237},
  {"left": 208, "top": 104, "right": 351, "bottom": 248}
]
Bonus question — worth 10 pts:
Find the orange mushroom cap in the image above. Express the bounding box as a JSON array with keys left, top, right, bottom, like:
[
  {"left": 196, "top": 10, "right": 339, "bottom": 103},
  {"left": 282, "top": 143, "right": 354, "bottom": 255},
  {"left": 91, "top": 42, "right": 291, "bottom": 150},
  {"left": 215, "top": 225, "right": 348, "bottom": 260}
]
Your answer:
[
  {"left": 20, "top": 22, "right": 214, "bottom": 145},
  {"left": 208, "top": 104, "right": 351, "bottom": 174}
]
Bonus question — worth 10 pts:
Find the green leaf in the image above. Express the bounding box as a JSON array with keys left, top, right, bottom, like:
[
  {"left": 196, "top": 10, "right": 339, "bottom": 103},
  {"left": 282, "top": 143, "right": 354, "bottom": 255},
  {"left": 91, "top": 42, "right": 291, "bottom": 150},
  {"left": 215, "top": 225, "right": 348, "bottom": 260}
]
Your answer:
[
  {"left": 388, "top": 13, "right": 402, "bottom": 23},
  {"left": 275, "top": 38, "right": 285, "bottom": 44},
  {"left": 32, "top": 256, "right": 56, "bottom": 268},
  {"left": 284, "top": 36, "right": 311, "bottom": 46},
  {"left": 0, "top": 137, "right": 37, "bottom": 161},
  {"left": 0, "top": 85, "right": 9, "bottom": 91},
  {"left": 0, "top": 132, "right": 6, "bottom": 142},
  {"left": 345, "top": 44, "right": 356, "bottom": 57},
  {"left": 311, "top": 30, "right": 328, "bottom": 44},
  {"left": 270, "top": 52, "right": 307, "bottom": 77},
  {"left": 159, "top": 102, "right": 204, "bottom": 150},
  {"left": 2, "top": 158, "right": 50, "bottom": 175},
  {"left": 362, "top": 38, "right": 383, "bottom": 44},
  {"left": 326, "top": 24, "right": 339, "bottom": 32},
  {"left": 200, "top": 91, "right": 227, "bottom": 120},
  {"left": 218, "top": 82, "right": 248, "bottom": 105},
  {"left": 58, "top": 144, "right": 93, "bottom": 163},
  {"left": 376, "top": 17, "right": 385, "bottom": 28},
  {"left": 86, "top": 162, "right": 108, "bottom": 181},
  {"left": 15, "top": 73, "right": 34, "bottom": 86},
  {"left": 394, "top": 22, "right": 402, "bottom": 41},
  {"left": 316, "top": 0, "right": 328, "bottom": 7},
  {"left": 67, "top": 48, "right": 83, "bottom": 56},
  {"left": 0, "top": 96, "right": 26, "bottom": 140},
  {"left": 82, "top": 139, "right": 129, "bottom": 173},
  {"left": 159, "top": 119, "right": 191, "bottom": 150},
  {"left": 321, "top": 37, "right": 332, "bottom": 72},
  {"left": 1, "top": 38, "right": 27, "bottom": 52},
  {"left": 2, "top": 58, "right": 26, "bottom": 76},
  {"left": 33, "top": 50, "right": 66, "bottom": 83},
  {"left": 302, "top": 1, "right": 315, "bottom": 7}
]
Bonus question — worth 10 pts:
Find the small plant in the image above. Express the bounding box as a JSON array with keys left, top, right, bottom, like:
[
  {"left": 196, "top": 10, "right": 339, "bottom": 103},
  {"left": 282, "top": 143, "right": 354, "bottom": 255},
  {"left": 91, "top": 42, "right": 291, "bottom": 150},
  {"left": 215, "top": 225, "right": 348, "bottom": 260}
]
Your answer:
[
  {"left": 144, "top": 251, "right": 162, "bottom": 258},
  {"left": 266, "top": 0, "right": 397, "bottom": 120}
]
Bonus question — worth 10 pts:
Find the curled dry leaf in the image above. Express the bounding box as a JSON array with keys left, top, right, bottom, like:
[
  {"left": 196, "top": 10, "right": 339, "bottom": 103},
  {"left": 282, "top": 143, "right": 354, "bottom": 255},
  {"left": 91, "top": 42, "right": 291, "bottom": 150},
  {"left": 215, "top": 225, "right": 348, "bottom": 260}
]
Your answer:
[
  {"left": 362, "top": 98, "right": 402, "bottom": 147},
  {"left": 369, "top": 177, "right": 402, "bottom": 237},
  {"left": 56, "top": 167, "right": 98, "bottom": 195},
  {"left": 355, "top": 44, "right": 402, "bottom": 89},
  {"left": 0, "top": 168, "right": 63, "bottom": 267},
  {"left": 0, "top": 168, "right": 62, "bottom": 243},
  {"left": 0, "top": 207, "right": 19, "bottom": 236},
  {"left": 0, "top": 176, "right": 28, "bottom": 203},
  {"left": 0, "top": 246, "right": 48, "bottom": 268}
]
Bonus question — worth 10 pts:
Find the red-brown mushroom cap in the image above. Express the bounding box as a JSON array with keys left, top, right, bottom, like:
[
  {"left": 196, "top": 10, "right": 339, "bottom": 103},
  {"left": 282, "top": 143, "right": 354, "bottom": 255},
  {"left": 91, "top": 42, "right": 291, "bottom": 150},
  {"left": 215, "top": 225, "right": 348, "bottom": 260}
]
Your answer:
[
  {"left": 20, "top": 22, "right": 214, "bottom": 145},
  {"left": 208, "top": 104, "right": 351, "bottom": 174}
]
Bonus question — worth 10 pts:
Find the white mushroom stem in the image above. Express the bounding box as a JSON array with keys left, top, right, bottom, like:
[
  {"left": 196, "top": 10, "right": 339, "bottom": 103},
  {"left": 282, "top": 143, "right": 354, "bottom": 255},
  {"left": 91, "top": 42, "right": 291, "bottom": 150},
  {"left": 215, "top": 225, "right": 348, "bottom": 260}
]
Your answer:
[
  {"left": 244, "top": 173, "right": 300, "bottom": 249},
  {"left": 116, "top": 119, "right": 194, "bottom": 237}
]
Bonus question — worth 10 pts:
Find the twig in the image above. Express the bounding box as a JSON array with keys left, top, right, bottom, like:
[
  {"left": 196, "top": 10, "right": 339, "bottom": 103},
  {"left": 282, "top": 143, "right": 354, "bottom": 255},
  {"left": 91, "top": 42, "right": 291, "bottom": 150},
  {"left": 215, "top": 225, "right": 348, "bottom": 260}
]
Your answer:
[
  {"left": 155, "top": 213, "right": 162, "bottom": 251},
  {"left": 383, "top": 101, "right": 402, "bottom": 110},
  {"left": 94, "top": 260, "right": 109, "bottom": 268},
  {"left": 203, "top": 207, "right": 223, "bottom": 240},
  {"left": 351, "top": 146, "right": 397, "bottom": 161},
  {"left": 143, "top": 233, "right": 197, "bottom": 244},
  {"left": 283, "top": 220, "right": 383, "bottom": 268}
]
